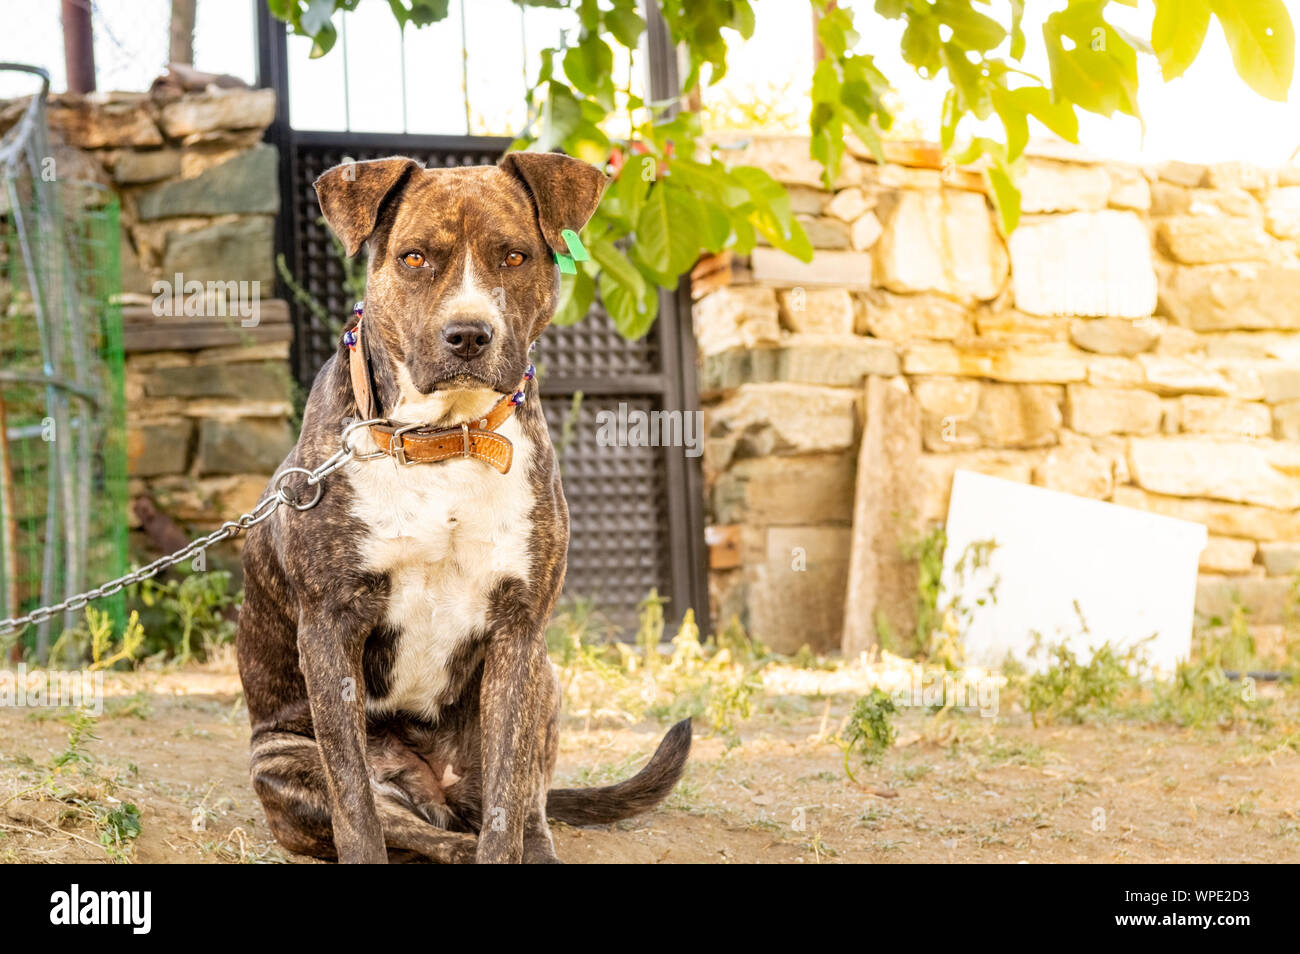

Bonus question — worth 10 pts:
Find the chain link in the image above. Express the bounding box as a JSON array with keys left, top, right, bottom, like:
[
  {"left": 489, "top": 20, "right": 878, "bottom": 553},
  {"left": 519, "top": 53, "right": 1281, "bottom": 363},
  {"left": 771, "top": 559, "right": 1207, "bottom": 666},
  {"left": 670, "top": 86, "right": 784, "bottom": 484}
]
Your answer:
[{"left": 0, "top": 420, "right": 387, "bottom": 637}]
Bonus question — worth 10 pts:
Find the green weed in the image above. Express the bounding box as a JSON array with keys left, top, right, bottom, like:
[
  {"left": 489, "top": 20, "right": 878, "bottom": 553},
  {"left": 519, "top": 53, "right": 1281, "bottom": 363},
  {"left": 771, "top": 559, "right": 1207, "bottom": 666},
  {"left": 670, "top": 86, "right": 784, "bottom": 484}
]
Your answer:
[
  {"left": 904, "top": 528, "right": 999, "bottom": 668},
  {"left": 836, "top": 688, "right": 897, "bottom": 783},
  {"left": 49, "top": 607, "right": 145, "bottom": 671},
  {"left": 96, "top": 802, "right": 142, "bottom": 863},
  {"left": 132, "top": 568, "right": 237, "bottom": 663},
  {"left": 1021, "top": 634, "right": 1144, "bottom": 726}
]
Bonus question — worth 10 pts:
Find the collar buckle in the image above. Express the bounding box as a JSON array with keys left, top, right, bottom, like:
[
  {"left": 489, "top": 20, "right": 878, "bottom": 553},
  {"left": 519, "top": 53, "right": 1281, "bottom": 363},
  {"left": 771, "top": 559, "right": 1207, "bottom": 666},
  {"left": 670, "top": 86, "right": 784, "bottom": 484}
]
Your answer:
[
  {"left": 460, "top": 423, "right": 471, "bottom": 458},
  {"left": 389, "top": 421, "right": 422, "bottom": 466}
]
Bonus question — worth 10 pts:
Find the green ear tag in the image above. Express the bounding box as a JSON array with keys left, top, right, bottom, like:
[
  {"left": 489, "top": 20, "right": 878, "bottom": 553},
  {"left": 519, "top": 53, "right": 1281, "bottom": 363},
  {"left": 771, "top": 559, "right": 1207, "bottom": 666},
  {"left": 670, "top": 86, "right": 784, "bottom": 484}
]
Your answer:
[
  {"left": 554, "top": 251, "right": 577, "bottom": 274},
  {"left": 560, "top": 229, "right": 590, "bottom": 262}
]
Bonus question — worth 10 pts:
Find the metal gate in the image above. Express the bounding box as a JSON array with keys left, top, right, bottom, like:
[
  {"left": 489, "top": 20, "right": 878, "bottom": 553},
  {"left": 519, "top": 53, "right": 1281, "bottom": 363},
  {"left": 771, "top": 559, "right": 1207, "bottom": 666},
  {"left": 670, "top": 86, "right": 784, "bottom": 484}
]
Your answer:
[
  {"left": 0, "top": 65, "right": 128, "bottom": 660},
  {"left": 256, "top": 10, "right": 707, "bottom": 633}
]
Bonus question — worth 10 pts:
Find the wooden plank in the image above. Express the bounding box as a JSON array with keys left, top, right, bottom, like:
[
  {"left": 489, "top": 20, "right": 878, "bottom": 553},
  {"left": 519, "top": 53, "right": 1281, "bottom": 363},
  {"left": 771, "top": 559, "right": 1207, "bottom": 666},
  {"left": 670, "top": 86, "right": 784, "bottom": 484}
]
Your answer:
[
  {"left": 842, "top": 375, "right": 924, "bottom": 658},
  {"left": 122, "top": 298, "right": 293, "bottom": 352},
  {"left": 123, "top": 322, "right": 292, "bottom": 353},
  {"left": 122, "top": 298, "right": 290, "bottom": 325}
]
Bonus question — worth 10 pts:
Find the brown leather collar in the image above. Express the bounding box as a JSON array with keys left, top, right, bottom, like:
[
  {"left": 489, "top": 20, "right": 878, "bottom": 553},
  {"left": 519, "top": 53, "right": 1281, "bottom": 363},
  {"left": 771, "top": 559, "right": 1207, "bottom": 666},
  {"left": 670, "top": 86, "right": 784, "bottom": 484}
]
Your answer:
[{"left": 346, "top": 318, "right": 525, "bottom": 475}]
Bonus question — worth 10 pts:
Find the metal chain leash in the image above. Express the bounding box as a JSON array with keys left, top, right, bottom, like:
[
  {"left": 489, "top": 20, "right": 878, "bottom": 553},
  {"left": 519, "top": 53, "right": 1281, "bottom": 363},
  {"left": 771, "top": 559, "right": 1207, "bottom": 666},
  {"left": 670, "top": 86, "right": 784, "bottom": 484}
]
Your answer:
[{"left": 0, "top": 418, "right": 386, "bottom": 636}]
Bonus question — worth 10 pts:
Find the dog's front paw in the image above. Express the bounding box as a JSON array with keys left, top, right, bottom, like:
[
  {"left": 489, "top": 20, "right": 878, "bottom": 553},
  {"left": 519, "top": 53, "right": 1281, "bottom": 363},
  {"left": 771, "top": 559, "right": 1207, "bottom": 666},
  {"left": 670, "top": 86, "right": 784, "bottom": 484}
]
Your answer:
[
  {"left": 475, "top": 828, "right": 525, "bottom": 864},
  {"left": 524, "top": 850, "right": 563, "bottom": 864},
  {"left": 449, "top": 837, "right": 478, "bottom": 865},
  {"left": 522, "top": 825, "right": 561, "bottom": 863}
]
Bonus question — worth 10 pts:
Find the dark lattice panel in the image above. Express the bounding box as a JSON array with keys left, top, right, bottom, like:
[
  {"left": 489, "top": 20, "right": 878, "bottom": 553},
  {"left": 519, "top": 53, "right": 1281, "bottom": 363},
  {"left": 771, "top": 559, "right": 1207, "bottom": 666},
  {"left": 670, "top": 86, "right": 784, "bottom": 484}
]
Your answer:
[
  {"left": 535, "top": 313, "right": 660, "bottom": 380},
  {"left": 542, "top": 394, "right": 672, "bottom": 629}
]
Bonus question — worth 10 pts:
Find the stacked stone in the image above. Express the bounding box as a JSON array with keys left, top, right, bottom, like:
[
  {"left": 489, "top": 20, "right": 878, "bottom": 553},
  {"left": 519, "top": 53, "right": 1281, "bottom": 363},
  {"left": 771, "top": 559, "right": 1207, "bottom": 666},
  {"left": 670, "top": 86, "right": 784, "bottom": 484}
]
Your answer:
[
  {"left": 29, "top": 88, "right": 293, "bottom": 545},
  {"left": 124, "top": 343, "right": 294, "bottom": 533},
  {"left": 42, "top": 88, "right": 279, "bottom": 295},
  {"left": 698, "top": 134, "right": 1300, "bottom": 658}
]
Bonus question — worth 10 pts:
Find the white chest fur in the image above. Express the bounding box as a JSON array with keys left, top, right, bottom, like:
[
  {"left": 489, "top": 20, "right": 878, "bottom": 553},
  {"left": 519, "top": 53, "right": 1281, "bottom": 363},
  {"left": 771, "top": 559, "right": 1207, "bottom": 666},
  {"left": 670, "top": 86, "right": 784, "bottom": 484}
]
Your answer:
[{"left": 346, "top": 395, "right": 535, "bottom": 722}]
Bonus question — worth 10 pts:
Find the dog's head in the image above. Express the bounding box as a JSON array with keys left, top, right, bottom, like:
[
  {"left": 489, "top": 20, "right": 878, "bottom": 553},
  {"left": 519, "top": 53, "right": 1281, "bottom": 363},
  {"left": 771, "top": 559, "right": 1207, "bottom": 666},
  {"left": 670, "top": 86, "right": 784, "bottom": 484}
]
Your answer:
[{"left": 314, "top": 152, "right": 607, "bottom": 402}]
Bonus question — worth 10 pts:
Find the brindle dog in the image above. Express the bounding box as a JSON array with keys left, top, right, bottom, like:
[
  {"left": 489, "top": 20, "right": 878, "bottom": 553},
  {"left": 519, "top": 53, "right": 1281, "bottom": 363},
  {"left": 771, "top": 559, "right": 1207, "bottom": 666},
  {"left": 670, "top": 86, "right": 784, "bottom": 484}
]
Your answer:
[{"left": 236, "top": 152, "right": 690, "bottom": 864}]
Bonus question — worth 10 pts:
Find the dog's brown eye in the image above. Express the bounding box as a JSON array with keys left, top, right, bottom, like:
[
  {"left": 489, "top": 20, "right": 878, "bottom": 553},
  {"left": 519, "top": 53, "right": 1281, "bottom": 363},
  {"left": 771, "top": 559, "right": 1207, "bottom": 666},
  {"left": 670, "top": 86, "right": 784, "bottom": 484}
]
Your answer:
[
  {"left": 401, "top": 251, "right": 425, "bottom": 268},
  {"left": 504, "top": 251, "right": 526, "bottom": 267}
]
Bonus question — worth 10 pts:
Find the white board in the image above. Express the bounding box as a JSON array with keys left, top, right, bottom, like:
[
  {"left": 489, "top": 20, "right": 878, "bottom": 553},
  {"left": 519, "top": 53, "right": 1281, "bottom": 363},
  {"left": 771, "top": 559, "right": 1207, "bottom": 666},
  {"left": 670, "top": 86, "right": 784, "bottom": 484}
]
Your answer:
[{"left": 940, "top": 471, "right": 1207, "bottom": 674}]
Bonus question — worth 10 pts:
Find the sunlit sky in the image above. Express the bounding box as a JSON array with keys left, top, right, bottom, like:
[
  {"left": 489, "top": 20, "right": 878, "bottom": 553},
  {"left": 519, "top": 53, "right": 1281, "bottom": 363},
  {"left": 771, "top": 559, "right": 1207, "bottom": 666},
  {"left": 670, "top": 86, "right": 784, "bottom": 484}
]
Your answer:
[{"left": 4, "top": 0, "right": 1300, "bottom": 165}]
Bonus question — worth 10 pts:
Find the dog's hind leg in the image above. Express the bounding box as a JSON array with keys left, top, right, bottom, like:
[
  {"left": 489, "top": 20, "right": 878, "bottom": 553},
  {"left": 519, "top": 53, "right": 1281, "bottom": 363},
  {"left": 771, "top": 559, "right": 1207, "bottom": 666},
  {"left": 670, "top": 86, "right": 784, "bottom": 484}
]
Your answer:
[
  {"left": 374, "top": 799, "right": 476, "bottom": 863},
  {"left": 250, "top": 729, "right": 475, "bottom": 863},
  {"left": 249, "top": 730, "right": 336, "bottom": 858}
]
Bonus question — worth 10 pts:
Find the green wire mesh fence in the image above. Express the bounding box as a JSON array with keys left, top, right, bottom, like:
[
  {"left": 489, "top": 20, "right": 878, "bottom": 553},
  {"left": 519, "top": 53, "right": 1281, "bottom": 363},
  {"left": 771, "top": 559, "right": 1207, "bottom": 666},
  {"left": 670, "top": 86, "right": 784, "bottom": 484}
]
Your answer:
[{"left": 0, "top": 64, "right": 128, "bottom": 662}]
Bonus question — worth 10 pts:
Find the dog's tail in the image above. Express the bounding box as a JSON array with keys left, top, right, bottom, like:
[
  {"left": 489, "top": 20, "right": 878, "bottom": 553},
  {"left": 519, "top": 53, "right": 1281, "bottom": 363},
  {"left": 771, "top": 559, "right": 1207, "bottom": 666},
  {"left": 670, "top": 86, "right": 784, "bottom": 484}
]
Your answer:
[{"left": 546, "top": 718, "right": 692, "bottom": 826}]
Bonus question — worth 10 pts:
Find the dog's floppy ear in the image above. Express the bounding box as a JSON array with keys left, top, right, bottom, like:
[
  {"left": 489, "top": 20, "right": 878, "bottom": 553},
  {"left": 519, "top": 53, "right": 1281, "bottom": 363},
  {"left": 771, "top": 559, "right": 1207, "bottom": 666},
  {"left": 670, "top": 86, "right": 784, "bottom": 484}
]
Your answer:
[
  {"left": 314, "top": 156, "right": 420, "bottom": 257},
  {"left": 499, "top": 151, "right": 608, "bottom": 257}
]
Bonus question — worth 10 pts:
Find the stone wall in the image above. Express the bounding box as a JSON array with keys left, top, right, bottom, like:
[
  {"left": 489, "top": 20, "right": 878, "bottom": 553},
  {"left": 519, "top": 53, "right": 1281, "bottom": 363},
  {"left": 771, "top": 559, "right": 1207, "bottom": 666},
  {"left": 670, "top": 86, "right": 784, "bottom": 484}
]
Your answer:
[
  {"left": 26, "top": 88, "right": 294, "bottom": 561},
  {"left": 697, "top": 134, "right": 1300, "bottom": 659}
]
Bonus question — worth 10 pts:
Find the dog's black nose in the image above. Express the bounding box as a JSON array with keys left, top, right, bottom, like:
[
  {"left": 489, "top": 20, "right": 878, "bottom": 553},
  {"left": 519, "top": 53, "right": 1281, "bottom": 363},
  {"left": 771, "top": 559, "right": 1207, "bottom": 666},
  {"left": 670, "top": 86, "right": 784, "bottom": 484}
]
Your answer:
[{"left": 441, "top": 320, "right": 493, "bottom": 360}]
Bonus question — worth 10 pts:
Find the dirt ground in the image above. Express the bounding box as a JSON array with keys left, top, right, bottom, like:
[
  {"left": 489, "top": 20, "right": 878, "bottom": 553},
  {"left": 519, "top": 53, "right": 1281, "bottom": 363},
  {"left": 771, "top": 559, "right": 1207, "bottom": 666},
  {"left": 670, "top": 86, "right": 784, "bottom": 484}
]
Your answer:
[{"left": 1, "top": 661, "right": 1298, "bottom": 864}]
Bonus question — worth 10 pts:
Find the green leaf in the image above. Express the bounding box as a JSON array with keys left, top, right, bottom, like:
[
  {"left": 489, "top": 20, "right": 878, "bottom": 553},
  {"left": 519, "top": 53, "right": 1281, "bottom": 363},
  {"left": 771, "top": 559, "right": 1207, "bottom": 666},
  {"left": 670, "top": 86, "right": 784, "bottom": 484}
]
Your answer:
[
  {"left": 535, "top": 46, "right": 557, "bottom": 85},
  {"left": 563, "top": 35, "right": 615, "bottom": 103},
  {"left": 1010, "top": 0, "right": 1027, "bottom": 59},
  {"left": 659, "top": 181, "right": 713, "bottom": 280},
  {"left": 1153, "top": 0, "right": 1211, "bottom": 80},
  {"left": 590, "top": 236, "right": 647, "bottom": 302},
  {"left": 810, "top": 67, "right": 845, "bottom": 183},
  {"left": 1043, "top": 3, "right": 1141, "bottom": 119},
  {"left": 410, "top": 0, "right": 451, "bottom": 25},
  {"left": 991, "top": 88, "right": 1029, "bottom": 161},
  {"left": 951, "top": 135, "right": 1001, "bottom": 167},
  {"left": 733, "top": 166, "right": 813, "bottom": 261},
  {"left": 987, "top": 161, "right": 1021, "bottom": 235},
  {"left": 601, "top": 270, "right": 658, "bottom": 340},
  {"left": 302, "top": 0, "right": 336, "bottom": 35},
  {"left": 1012, "top": 86, "right": 1079, "bottom": 143},
  {"left": 635, "top": 183, "right": 673, "bottom": 275},
  {"left": 667, "top": 158, "right": 748, "bottom": 207},
  {"left": 604, "top": 4, "right": 644, "bottom": 48},
  {"left": 816, "top": 5, "right": 860, "bottom": 58},
  {"left": 901, "top": 14, "right": 943, "bottom": 75},
  {"left": 308, "top": 22, "right": 337, "bottom": 58},
  {"left": 552, "top": 265, "right": 595, "bottom": 326},
  {"left": 729, "top": 165, "right": 791, "bottom": 218},
  {"left": 759, "top": 213, "right": 813, "bottom": 263},
  {"left": 941, "top": 43, "right": 992, "bottom": 119},
  {"left": 537, "top": 82, "right": 582, "bottom": 152},
  {"left": 811, "top": 121, "right": 844, "bottom": 188},
  {"left": 1212, "top": 0, "right": 1295, "bottom": 100},
  {"left": 660, "top": 0, "right": 737, "bottom": 88},
  {"left": 940, "top": 87, "right": 960, "bottom": 151},
  {"left": 730, "top": 1, "right": 757, "bottom": 40},
  {"left": 935, "top": 0, "right": 1007, "bottom": 53},
  {"left": 601, "top": 164, "right": 647, "bottom": 231},
  {"left": 844, "top": 108, "right": 885, "bottom": 164},
  {"left": 698, "top": 201, "right": 734, "bottom": 250},
  {"left": 576, "top": 0, "right": 600, "bottom": 31},
  {"left": 853, "top": 121, "right": 886, "bottom": 164},
  {"left": 729, "top": 213, "right": 757, "bottom": 255},
  {"left": 389, "top": 0, "right": 450, "bottom": 28}
]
